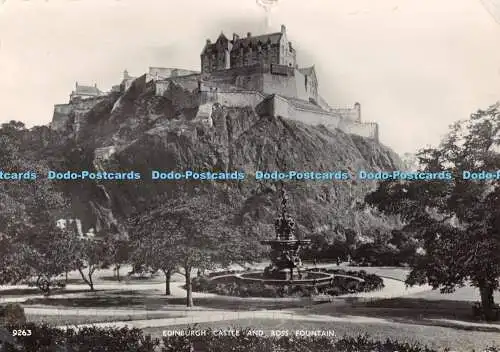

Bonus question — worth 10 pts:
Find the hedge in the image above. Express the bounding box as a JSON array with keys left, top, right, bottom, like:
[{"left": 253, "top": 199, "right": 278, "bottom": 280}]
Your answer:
[
  {"left": 191, "top": 268, "right": 384, "bottom": 298},
  {"left": 0, "top": 325, "right": 498, "bottom": 352}
]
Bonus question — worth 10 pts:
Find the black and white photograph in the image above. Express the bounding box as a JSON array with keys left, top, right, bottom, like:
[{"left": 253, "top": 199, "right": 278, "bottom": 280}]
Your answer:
[{"left": 0, "top": 0, "right": 500, "bottom": 351}]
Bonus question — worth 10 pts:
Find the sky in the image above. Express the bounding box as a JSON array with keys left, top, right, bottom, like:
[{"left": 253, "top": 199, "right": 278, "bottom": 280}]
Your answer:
[{"left": 0, "top": 0, "right": 499, "bottom": 155}]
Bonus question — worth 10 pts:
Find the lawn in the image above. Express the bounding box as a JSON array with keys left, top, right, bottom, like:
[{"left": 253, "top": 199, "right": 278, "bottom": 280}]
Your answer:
[
  {"left": 143, "top": 318, "right": 500, "bottom": 352},
  {"left": 22, "top": 294, "right": 310, "bottom": 311},
  {"left": 407, "top": 285, "right": 500, "bottom": 302},
  {"left": 291, "top": 296, "right": 500, "bottom": 330},
  {"left": 27, "top": 314, "right": 142, "bottom": 326},
  {"left": 26, "top": 312, "right": 186, "bottom": 326}
]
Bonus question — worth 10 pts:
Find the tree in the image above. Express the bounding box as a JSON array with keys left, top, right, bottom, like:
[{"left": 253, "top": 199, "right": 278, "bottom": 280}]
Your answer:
[
  {"left": 365, "top": 103, "right": 500, "bottom": 320},
  {"left": 19, "top": 225, "right": 80, "bottom": 295},
  {"left": 104, "top": 234, "right": 130, "bottom": 282},
  {"left": 0, "top": 121, "right": 69, "bottom": 288},
  {"left": 74, "top": 234, "right": 108, "bottom": 291},
  {"left": 130, "top": 191, "right": 258, "bottom": 307},
  {"left": 130, "top": 232, "right": 178, "bottom": 295}
]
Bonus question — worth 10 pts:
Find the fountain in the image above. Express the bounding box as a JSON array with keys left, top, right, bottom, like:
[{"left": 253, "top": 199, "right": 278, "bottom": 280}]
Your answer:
[
  {"left": 260, "top": 186, "right": 310, "bottom": 280},
  {"left": 192, "top": 183, "right": 374, "bottom": 298},
  {"left": 235, "top": 184, "right": 335, "bottom": 287}
]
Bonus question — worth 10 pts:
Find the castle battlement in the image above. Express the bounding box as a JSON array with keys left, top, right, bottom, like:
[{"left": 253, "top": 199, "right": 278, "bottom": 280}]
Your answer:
[
  {"left": 147, "top": 67, "right": 200, "bottom": 82},
  {"left": 70, "top": 82, "right": 104, "bottom": 102},
  {"left": 152, "top": 25, "right": 379, "bottom": 141},
  {"left": 50, "top": 25, "right": 379, "bottom": 142}
]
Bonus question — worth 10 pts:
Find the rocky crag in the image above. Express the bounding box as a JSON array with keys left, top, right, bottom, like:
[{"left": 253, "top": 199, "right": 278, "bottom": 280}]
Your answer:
[{"left": 30, "top": 75, "right": 402, "bottom": 239}]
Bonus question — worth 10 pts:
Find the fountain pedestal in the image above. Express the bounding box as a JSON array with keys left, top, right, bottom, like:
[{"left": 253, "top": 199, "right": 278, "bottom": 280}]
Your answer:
[{"left": 260, "top": 186, "right": 311, "bottom": 281}]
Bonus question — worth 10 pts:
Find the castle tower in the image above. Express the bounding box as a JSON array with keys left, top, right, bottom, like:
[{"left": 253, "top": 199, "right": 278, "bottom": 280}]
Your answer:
[{"left": 354, "top": 102, "right": 361, "bottom": 122}]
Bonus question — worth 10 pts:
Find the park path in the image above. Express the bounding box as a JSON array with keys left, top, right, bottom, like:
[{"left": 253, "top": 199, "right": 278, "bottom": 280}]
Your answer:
[
  {"left": 55, "top": 309, "right": 406, "bottom": 330},
  {"left": 8, "top": 277, "right": 432, "bottom": 323},
  {"left": 1, "top": 277, "right": 431, "bottom": 307},
  {"left": 56, "top": 308, "right": 500, "bottom": 333},
  {"left": 1, "top": 265, "right": 434, "bottom": 327}
]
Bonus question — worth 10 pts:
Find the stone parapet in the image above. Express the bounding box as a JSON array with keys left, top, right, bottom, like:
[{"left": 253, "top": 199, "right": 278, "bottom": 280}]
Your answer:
[{"left": 265, "top": 95, "right": 378, "bottom": 141}]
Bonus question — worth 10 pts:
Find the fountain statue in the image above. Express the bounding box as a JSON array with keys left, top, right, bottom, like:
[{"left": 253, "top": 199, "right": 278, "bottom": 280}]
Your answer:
[{"left": 260, "top": 185, "right": 311, "bottom": 280}]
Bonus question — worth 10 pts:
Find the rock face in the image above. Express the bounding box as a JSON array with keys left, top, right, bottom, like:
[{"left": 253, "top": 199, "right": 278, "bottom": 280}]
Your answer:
[{"left": 41, "top": 76, "right": 402, "bottom": 238}]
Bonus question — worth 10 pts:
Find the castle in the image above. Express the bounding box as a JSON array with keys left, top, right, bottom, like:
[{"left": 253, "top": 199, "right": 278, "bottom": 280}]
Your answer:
[
  {"left": 51, "top": 25, "right": 378, "bottom": 141},
  {"left": 70, "top": 82, "right": 104, "bottom": 102}
]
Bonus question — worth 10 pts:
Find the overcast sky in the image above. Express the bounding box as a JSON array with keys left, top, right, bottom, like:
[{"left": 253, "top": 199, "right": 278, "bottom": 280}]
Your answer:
[{"left": 0, "top": 0, "right": 499, "bottom": 154}]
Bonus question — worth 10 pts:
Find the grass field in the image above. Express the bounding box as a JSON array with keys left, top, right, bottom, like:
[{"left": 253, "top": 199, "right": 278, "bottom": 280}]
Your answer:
[
  {"left": 293, "top": 297, "right": 500, "bottom": 326},
  {"left": 22, "top": 294, "right": 310, "bottom": 311},
  {"left": 26, "top": 312, "right": 186, "bottom": 326},
  {"left": 4, "top": 264, "right": 500, "bottom": 351}
]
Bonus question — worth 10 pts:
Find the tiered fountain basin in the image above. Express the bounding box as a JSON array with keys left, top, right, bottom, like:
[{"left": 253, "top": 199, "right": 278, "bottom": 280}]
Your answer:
[
  {"left": 191, "top": 268, "right": 380, "bottom": 300},
  {"left": 207, "top": 269, "right": 366, "bottom": 288},
  {"left": 233, "top": 270, "right": 335, "bottom": 287}
]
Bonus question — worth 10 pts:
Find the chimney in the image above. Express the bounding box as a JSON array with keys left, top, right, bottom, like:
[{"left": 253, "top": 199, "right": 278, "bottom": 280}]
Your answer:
[
  {"left": 247, "top": 32, "right": 252, "bottom": 38},
  {"left": 233, "top": 33, "right": 239, "bottom": 41},
  {"left": 281, "top": 24, "right": 286, "bottom": 33},
  {"left": 206, "top": 39, "right": 211, "bottom": 45},
  {"left": 94, "top": 83, "right": 97, "bottom": 88},
  {"left": 75, "top": 81, "right": 78, "bottom": 88}
]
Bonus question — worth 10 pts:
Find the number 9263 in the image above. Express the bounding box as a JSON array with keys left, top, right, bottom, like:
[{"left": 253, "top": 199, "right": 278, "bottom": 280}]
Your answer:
[{"left": 12, "top": 330, "right": 32, "bottom": 337}]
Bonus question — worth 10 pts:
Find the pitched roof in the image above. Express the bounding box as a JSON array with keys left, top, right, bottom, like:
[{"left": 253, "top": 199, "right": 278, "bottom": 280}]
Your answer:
[
  {"left": 75, "top": 84, "right": 101, "bottom": 95},
  {"left": 298, "top": 66, "right": 315, "bottom": 77},
  {"left": 203, "top": 31, "right": 283, "bottom": 54},
  {"left": 231, "top": 32, "right": 282, "bottom": 50}
]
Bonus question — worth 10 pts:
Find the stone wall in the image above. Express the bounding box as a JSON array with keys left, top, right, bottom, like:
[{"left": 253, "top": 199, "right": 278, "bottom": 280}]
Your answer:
[
  {"left": 330, "top": 104, "right": 361, "bottom": 122},
  {"left": 155, "top": 80, "right": 171, "bottom": 96},
  {"left": 234, "top": 73, "right": 264, "bottom": 91},
  {"left": 318, "top": 96, "right": 333, "bottom": 111},
  {"left": 212, "top": 68, "right": 318, "bottom": 102},
  {"left": 262, "top": 73, "right": 298, "bottom": 99},
  {"left": 51, "top": 104, "right": 73, "bottom": 131},
  {"left": 339, "top": 121, "right": 379, "bottom": 140},
  {"left": 51, "top": 98, "right": 104, "bottom": 134},
  {"left": 270, "top": 94, "right": 341, "bottom": 127},
  {"left": 151, "top": 69, "right": 377, "bottom": 141},
  {"left": 147, "top": 67, "right": 199, "bottom": 82},
  {"left": 209, "top": 64, "right": 269, "bottom": 79},
  {"left": 265, "top": 95, "right": 378, "bottom": 141},
  {"left": 123, "top": 78, "right": 135, "bottom": 91},
  {"left": 72, "top": 98, "right": 104, "bottom": 137},
  {"left": 155, "top": 74, "right": 201, "bottom": 95},
  {"left": 194, "top": 103, "right": 214, "bottom": 127},
  {"left": 200, "top": 90, "right": 265, "bottom": 108}
]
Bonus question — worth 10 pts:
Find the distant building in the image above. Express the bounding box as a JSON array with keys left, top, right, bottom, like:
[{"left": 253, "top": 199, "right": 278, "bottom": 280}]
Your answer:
[
  {"left": 50, "top": 24, "right": 379, "bottom": 142},
  {"left": 70, "top": 82, "right": 103, "bottom": 102},
  {"left": 55, "top": 218, "right": 83, "bottom": 237},
  {"left": 201, "top": 25, "right": 296, "bottom": 73},
  {"left": 121, "top": 70, "right": 136, "bottom": 91},
  {"left": 146, "top": 67, "right": 199, "bottom": 82}
]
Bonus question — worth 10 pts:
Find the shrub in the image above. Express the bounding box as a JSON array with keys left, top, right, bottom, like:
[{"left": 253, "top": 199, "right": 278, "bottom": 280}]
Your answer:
[
  {"left": 2, "top": 323, "right": 160, "bottom": 352},
  {"left": 1, "top": 324, "right": 498, "bottom": 352},
  {"left": 0, "top": 304, "right": 26, "bottom": 326},
  {"left": 191, "top": 268, "right": 384, "bottom": 298}
]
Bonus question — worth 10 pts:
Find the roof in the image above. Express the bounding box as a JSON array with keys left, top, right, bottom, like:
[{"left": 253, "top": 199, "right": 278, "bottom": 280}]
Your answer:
[
  {"left": 75, "top": 84, "right": 101, "bottom": 96},
  {"left": 298, "top": 66, "right": 315, "bottom": 77},
  {"left": 287, "top": 97, "right": 329, "bottom": 113},
  {"left": 231, "top": 32, "right": 282, "bottom": 50},
  {"left": 203, "top": 31, "right": 283, "bottom": 53}
]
